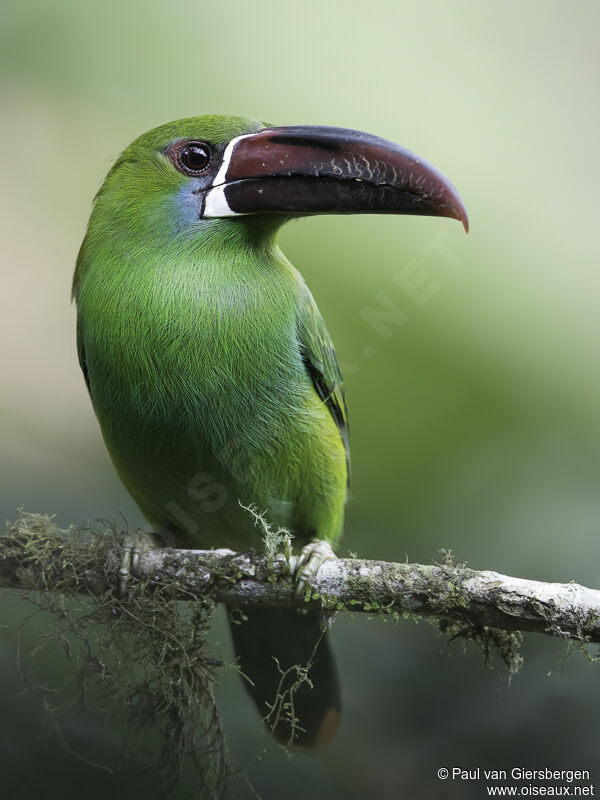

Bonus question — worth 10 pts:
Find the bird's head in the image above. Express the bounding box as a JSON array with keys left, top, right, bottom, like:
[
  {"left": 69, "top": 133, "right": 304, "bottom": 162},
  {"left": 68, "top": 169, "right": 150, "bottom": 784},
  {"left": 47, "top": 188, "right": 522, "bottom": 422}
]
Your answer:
[{"left": 90, "top": 114, "right": 468, "bottom": 246}]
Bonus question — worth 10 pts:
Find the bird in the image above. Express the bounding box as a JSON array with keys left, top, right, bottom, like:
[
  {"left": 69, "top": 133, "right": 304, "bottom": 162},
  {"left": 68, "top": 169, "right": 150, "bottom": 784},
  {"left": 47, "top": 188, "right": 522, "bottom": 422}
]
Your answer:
[{"left": 72, "top": 115, "right": 468, "bottom": 750}]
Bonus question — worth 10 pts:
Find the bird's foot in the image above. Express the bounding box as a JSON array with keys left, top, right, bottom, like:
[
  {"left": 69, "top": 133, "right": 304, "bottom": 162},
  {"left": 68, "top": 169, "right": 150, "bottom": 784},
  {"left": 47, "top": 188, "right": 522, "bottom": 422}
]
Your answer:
[
  {"left": 119, "top": 530, "right": 161, "bottom": 597},
  {"left": 294, "top": 539, "right": 338, "bottom": 630}
]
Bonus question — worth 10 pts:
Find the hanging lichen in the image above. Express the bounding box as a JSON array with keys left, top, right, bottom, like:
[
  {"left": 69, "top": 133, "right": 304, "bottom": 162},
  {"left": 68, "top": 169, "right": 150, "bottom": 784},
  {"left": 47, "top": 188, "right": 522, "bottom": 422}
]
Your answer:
[{"left": 2, "top": 511, "right": 228, "bottom": 800}]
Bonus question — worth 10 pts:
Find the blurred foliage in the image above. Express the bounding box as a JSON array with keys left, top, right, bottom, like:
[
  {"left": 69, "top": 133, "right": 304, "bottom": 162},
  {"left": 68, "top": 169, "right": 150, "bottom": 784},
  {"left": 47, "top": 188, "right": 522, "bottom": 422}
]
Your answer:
[{"left": 1, "top": 0, "right": 600, "bottom": 797}]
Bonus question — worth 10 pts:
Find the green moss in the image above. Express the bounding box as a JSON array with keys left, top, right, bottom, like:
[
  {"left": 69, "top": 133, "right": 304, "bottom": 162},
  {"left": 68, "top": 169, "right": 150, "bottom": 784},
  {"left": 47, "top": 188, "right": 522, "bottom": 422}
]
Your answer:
[
  {"left": 2, "top": 511, "right": 227, "bottom": 799},
  {"left": 11, "top": 513, "right": 598, "bottom": 789},
  {"left": 262, "top": 634, "right": 325, "bottom": 749},
  {"left": 340, "top": 548, "right": 524, "bottom": 676},
  {"left": 239, "top": 502, "right": 292, "bottom": 569},
  {"left": 438, "top": 618, "right": 524, "bottom": 679}
]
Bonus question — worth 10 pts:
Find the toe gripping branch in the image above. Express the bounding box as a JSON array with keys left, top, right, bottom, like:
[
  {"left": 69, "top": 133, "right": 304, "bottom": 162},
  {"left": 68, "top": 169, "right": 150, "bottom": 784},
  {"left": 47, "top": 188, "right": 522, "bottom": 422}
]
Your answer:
[
  {"left": 294, "top": 539, "right": 338, "bottom": 630},
  {"left": 117, "top": 532, "right": 338, "bottom": 627},
  {"left": 118, "top": 531, "right": 160, "bottom": 597}
]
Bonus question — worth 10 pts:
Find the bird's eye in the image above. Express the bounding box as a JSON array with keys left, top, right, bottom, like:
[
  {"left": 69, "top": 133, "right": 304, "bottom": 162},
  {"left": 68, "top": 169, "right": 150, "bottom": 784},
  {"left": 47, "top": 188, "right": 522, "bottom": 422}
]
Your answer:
[{"left": 177, "top": 142, "right": 211, "bottom": 174}]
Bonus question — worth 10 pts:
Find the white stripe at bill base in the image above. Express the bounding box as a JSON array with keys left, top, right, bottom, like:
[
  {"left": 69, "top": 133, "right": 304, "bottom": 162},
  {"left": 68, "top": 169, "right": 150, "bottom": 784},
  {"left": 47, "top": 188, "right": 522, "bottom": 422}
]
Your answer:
[
  {"left": 203, "top": 185, "right": 240, "bottom": 218},
  {"left": 203, "top": 133, "right": 254, "bottom": 218},
  {"left": 212, "top": 133, "right": 252, "bottom": 187}
]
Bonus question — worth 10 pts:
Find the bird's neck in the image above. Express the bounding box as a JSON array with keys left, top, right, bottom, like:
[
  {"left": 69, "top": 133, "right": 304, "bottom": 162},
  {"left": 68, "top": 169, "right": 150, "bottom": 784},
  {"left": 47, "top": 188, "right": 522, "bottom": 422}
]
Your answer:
[
  {"left": 75, "top": 215, "right": 303, "bottom": 349},
  {"left": 74, "top": 213, "right": 292, "bottom": 294},
  {"left": 74, "top": 217, "right": 305, "bottom": 432}
]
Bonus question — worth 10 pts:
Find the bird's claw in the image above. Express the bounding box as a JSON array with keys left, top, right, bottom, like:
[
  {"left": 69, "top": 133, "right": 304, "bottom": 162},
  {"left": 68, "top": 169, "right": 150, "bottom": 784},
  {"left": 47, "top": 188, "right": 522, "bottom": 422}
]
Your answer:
[
  {"left": 119, "top": 531, "right": 161, "bottom": 597},
  {"left": 294, "top": 539, "right": 338, "bottom": 631},
  {"left": 294, "top": 539, "right": 337, "bottom": 602}
]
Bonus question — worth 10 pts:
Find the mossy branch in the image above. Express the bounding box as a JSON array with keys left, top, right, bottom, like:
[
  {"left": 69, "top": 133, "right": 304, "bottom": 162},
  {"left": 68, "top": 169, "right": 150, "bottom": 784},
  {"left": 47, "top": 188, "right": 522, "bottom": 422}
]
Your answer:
[{"left": 2, "top": 512, "right": 600, "bottom": 645}]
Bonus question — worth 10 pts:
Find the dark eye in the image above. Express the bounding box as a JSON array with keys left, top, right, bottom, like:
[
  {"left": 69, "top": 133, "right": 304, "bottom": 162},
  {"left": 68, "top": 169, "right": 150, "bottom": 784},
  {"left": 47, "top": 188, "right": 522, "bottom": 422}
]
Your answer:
[{"left": 177, "top": 142, "right": 211, "bottom": 174}]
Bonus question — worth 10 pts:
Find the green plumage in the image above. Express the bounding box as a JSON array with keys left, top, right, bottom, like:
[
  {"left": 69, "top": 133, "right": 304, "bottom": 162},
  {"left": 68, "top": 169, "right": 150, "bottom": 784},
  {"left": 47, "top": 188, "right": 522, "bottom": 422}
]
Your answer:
[
  {"left": 73, "top": 116, "right": 348, "bottom": 552},
  {"left": 73, "top": 116, "right": 348, "bottom": 747},
  {"left": 74, "top": 113, "right": 466, "bottom": 748}
]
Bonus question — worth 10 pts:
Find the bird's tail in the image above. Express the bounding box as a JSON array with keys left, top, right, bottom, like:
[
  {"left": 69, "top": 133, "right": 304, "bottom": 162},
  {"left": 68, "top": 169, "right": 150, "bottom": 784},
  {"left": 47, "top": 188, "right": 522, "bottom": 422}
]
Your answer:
[{"left": 228, "top": 606, "right": 340, "bottom": 749}]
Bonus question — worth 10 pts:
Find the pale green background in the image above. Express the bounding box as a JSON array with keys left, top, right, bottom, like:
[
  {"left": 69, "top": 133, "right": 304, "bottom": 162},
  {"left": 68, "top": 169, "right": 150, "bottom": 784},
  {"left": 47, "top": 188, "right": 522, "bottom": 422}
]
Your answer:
[{"left": 2, "top": 1, "right": 600, "bottom": 797}]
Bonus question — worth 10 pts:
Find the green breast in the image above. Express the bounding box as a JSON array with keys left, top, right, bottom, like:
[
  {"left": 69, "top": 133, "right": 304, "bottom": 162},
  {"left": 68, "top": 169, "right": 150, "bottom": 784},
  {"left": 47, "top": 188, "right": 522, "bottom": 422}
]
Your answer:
[{"left": 76, "top": 238, "right": 346, "bottom": 549}]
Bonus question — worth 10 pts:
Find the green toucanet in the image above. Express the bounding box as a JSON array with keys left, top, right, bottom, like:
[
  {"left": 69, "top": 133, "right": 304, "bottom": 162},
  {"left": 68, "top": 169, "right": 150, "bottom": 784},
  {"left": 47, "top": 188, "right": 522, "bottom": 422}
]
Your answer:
[{"left": 73, "top": 115, "right": 468, "bottom": 748}]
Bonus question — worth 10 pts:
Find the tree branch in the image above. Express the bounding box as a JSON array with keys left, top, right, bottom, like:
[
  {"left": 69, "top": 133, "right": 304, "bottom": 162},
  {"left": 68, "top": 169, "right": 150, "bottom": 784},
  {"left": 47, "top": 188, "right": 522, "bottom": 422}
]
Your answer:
[
  {"left": 2, "top": 514, "right": 600, "bottom": 645},
  {"left": 139, "top": 548, "right": 600, "bottom": 642}
]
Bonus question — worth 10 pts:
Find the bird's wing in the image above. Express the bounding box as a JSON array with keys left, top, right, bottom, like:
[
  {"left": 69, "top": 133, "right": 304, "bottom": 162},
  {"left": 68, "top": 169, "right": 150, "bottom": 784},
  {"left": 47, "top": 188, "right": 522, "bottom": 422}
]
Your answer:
[
  {"left": 76, "top": 320, "right": 92, "bottom": 395},
  {"left": 296, "top": 285, "right": 350, "bottom": 482}
]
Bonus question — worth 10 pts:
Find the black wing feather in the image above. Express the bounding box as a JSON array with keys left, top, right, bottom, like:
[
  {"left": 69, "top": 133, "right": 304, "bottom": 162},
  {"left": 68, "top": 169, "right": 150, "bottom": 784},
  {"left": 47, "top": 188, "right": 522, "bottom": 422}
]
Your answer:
[{"left": 296, "top": 286, "right": 350, "bottom": 483}]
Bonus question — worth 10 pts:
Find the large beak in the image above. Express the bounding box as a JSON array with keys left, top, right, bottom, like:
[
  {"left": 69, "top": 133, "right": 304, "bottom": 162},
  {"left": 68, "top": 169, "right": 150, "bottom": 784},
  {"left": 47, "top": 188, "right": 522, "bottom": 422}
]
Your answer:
[{"left": 203, "top": 125, "right": 468, "bottom": 232}]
